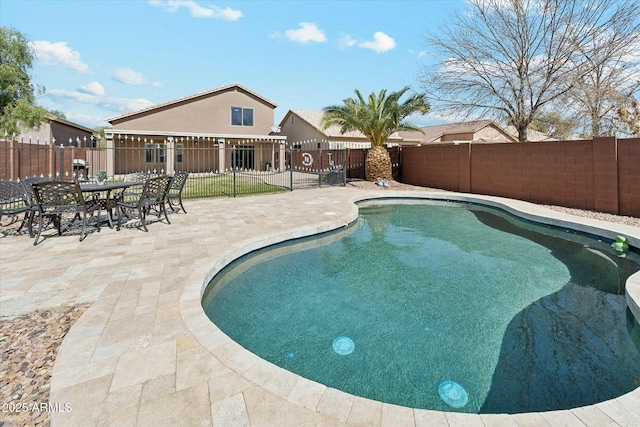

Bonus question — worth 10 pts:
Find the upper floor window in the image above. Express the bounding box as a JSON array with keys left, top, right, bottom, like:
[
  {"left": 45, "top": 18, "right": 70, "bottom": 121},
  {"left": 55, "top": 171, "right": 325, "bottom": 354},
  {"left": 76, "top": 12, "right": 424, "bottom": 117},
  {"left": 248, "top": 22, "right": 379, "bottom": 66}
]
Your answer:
[{"left": 231, "top": 107, "right": 254, "bottom": 126}]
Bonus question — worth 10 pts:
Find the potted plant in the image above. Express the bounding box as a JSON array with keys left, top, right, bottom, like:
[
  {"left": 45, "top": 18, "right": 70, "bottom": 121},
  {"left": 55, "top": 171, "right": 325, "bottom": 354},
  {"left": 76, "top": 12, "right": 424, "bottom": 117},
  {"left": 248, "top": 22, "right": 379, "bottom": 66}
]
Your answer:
[{"left": 95, "top": 170, "right": 107, "bottom": 185}]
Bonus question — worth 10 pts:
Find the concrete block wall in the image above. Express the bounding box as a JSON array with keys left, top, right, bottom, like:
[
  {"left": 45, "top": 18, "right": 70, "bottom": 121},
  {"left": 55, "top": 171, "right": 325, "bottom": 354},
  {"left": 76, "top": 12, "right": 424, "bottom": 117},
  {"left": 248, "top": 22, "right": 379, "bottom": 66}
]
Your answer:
[
  {"left": 401, "top": 137, "right": 639, "bottom": 217},
  {"left": 618, "top": 138, "right": 640, "bottom": 216}
]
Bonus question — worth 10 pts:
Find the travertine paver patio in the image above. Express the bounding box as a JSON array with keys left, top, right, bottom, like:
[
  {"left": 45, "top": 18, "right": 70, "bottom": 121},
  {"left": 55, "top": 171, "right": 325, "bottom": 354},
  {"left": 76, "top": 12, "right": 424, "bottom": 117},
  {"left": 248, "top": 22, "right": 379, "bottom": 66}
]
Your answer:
[{"left": 1, "top": 186, "right": 640, "bottom": 426}]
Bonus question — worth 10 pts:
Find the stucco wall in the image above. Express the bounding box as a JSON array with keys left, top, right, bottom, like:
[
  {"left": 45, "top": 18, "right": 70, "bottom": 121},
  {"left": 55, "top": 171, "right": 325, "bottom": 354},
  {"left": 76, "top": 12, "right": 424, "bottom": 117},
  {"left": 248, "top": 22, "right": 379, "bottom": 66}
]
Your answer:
[
  {"left": 112, "top": 88, "right": 275, "bottom": 135},
  {"left": 17, "top": 121, "right": 93, "bottom": 147},
  {"left": 280, "top": 113, "right": 327, "bottom": 144}
]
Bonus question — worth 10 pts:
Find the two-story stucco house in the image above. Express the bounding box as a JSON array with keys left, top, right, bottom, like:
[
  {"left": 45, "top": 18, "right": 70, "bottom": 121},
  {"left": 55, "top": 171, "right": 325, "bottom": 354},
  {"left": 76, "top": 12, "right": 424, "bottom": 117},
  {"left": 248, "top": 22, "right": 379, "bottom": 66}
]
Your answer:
[{"left": 105, "top": 83, "right": 286, "bottom": 175}]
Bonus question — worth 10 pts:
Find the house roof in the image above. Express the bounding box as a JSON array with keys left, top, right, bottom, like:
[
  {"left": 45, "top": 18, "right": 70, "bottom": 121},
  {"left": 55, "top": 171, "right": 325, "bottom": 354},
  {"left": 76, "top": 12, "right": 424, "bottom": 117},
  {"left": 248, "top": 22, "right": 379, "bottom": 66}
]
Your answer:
[
  {"left": 398, "top": 119, "right": 513, "bottom": 143},
  {"left": 106, "top": 83, "right": 278, "bottom": 123},
  {"left": 503, "top": 125, "right": 555, "bottom": 142},
  {"left": 48, "top": 115, "right": 94, "bottom": 133},
  {"left": 280, "top": 109, "right": 403, "bottom": 141}
]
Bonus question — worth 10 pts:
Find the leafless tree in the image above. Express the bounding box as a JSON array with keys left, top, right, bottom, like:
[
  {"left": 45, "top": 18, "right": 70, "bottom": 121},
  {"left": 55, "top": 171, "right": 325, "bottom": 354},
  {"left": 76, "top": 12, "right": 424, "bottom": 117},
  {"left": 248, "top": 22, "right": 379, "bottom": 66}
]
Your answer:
[
  {"left": 617, "top": 94, "right": 640, "bottom": 135},
  {"left": 419, "top": 0, "right": 640, "bottom": 142},
  {"left": 564, "top": 9, "right": 640, "bottom": 137}
]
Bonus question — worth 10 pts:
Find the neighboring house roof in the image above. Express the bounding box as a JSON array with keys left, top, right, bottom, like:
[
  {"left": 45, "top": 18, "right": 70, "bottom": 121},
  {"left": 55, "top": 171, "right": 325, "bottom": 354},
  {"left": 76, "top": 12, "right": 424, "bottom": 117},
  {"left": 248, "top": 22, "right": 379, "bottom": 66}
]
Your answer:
[
  {"left": 106, "top": 83, "right": 278, "bottom": 123},
  {"left": 398, "top": 119, "right": 515, "bottom": 143},
  {"left": 48, "top": 115, "right": 94, "bottom": 134},
  {"left": 504, "top": 125, "right": 555, "bottom": 142},
  {"left": 280, "top": 109, "right": 403, "bottom": 141}
]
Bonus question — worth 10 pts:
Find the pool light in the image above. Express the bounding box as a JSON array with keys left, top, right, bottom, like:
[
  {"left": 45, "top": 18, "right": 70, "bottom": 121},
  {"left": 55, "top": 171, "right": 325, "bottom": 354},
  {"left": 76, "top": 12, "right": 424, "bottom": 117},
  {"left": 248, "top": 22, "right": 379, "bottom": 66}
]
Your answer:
[
  {"left": 438, "top": 380, "right": 468, "bottom": 408},
  {"left": 332, "top": 336, "right": 355, "bottom": 355}
]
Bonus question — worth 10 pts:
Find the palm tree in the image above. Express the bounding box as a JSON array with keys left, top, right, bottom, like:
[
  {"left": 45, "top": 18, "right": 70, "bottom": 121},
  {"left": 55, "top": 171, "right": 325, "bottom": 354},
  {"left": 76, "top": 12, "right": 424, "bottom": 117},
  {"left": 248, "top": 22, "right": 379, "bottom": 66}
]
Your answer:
[{"left": 321, "top": 86, "right": 429, "bottom": 181}]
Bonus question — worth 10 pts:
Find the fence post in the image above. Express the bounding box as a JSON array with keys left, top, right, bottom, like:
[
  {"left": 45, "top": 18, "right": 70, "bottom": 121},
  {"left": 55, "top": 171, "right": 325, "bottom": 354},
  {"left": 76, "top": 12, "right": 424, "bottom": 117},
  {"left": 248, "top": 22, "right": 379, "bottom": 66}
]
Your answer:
[
  {"left": 232, "top": 146, "right": 237, "bottom": 197},
  {"left": 9, "top": 135, "right": 15, "bottom": 180},
  {"left": 343, "top": 148, "right": 347, "bottom": 186},
  {"left": 155, "top": 143, "right": 161, "bottom": 175},
  {"left": 289, "top": 147, "right": 293, "bottom": 191},
  {"left": 318, "top": 146, "right": 322, "bottom": 188},
  {"left": 59, "top": 145, "right": 65, "bottom": 180}
]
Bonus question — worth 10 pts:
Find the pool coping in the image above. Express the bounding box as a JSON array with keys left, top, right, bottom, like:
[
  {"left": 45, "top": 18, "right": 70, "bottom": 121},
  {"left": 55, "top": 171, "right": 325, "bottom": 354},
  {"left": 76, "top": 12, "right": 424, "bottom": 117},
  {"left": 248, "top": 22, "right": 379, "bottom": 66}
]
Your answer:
[
  {"left": 26, "top": 187, "right": 637, "bottom": 425},
  {"left": 180, "top": 190, "right": 640, "bottom": 425}
]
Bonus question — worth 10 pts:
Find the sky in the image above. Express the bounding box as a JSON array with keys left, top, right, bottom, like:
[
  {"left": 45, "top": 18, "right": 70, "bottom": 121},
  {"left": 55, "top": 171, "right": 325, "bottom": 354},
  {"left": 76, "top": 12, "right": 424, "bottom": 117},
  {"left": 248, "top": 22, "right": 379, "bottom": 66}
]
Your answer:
[{"left": 1, "top": 0, "right": 467, "bottom": 130}]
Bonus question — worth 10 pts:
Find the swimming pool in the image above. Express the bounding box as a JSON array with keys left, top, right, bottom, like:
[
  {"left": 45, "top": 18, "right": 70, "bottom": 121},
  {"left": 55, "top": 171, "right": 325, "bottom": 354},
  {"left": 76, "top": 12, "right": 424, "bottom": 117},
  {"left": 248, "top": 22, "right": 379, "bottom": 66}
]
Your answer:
[{"left": 202, "top": 199, "right": 640, "bottom": 414}]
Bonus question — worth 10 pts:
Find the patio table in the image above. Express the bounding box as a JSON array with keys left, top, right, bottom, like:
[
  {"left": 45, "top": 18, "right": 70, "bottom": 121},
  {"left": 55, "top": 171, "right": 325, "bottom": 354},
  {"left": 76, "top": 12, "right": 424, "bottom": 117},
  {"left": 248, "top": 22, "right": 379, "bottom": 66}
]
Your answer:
[{"left": 80, "top": 181, "right": 144, "bottom": 228}]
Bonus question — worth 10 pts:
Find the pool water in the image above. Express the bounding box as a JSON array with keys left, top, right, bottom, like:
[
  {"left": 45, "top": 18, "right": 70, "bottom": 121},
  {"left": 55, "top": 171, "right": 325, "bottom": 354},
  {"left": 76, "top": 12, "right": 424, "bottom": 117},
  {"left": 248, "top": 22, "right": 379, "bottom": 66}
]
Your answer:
[{"left": 202, "top": 200, "right": 640, "bottom": 414}]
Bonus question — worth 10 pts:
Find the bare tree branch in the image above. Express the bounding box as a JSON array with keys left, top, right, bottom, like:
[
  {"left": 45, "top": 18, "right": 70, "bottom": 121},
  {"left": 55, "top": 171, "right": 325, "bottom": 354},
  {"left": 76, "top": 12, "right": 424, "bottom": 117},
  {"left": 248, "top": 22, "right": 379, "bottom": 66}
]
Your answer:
[{"left": 420, "top": 0, "right": 640, "bottom": 141}]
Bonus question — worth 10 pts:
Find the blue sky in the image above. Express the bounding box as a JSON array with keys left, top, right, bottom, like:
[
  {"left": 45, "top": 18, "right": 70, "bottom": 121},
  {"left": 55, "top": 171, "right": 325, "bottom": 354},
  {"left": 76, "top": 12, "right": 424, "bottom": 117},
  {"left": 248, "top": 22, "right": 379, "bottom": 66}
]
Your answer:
[{"left": 2, "top": 0, "right": 466, "bottom": 130}]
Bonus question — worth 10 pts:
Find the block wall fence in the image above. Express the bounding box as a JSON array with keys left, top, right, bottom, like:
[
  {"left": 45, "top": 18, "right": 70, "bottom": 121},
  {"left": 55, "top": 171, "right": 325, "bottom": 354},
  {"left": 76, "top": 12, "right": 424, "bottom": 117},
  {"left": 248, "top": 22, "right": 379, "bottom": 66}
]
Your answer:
[{"left": 401, "top": 137, "right": 640, "bottom": 217}]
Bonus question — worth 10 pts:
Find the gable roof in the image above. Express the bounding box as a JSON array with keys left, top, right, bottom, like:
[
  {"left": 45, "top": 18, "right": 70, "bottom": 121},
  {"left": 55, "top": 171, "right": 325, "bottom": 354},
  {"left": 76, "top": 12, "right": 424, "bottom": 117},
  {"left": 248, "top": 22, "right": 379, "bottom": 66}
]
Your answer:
[
  {"left": 48, "top": 115, "right": 94, "bottom": 133},
  {"left": 280, "top": 109, "right": 403, "bottom": 140},
  {"left": 106, "top": 83, "right": 278, "bottom": 123},
  {"left": 398, "top": 119, "right": 512, "bottom": 143},
  {"left": 503, "top": 125, "right": 555, "bottom": 142}
]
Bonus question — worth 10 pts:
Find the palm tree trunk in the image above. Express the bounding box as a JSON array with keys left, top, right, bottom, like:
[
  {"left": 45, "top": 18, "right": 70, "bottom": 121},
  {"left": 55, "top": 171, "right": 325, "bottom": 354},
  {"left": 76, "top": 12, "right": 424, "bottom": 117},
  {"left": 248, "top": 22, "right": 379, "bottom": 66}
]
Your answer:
[{"left": 365, "top": 146, "right": 393, "bottom": 181}]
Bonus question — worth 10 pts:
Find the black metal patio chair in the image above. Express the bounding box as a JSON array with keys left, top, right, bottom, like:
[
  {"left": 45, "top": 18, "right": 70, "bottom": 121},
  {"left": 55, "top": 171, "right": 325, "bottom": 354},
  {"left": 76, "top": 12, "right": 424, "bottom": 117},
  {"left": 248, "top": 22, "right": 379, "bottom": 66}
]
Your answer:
[
  {"left": 31, "top": 180, "right": 101, "bottom": 245},
  {"left": 116, "top": 175, "right": 172, "bottom": 232},
  {"left": 20, "top": 176, "right": 53, "bottom": 237},
  {"left": 166, "top": 171, "right": 189, "bottom": 214},
  {"left": 118, "top": 172, "right": 150, "bottom": 213},
  {"left": 0, "top": 180, "right": 31, "bottom": 234}
]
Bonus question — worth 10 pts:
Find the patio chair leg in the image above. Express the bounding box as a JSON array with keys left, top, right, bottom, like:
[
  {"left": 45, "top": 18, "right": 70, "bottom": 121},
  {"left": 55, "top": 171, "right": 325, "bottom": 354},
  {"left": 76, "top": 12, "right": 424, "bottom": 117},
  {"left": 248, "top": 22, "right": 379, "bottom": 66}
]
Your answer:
[
  {"left": 16, "top": 211, "right": 30, "bottom": 233},
  {"left": 26, "top": 211, "right": 36, "bottom": 238},
  {"left": 168, "top": 198, "right": 187, "bottom": 214},
  {"left": 161, "top": 203, "right": 170, "bottom": 225},
  {"left": 139, "top": 206, "right": 148, "bottom": 232},
  {"left": 54, "top": 215, "right": 62, "bottom": 235},
  {"left": 33, "top": 215, "right": 45, "bottom": 245},
  {"left": 79, "top": 213, "right": 87, "bottom": 241}
]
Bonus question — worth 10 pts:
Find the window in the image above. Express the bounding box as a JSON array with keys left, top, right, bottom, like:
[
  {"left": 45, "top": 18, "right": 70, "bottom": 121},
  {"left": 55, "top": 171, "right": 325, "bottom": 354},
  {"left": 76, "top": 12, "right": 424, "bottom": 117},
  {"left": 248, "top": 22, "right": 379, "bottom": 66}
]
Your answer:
[
  {"left": 144, "top": 143, "right": 167, "bottom": 164},
  {"left": 231, "top": 107, "right": 254, "bottom": 126},
  {"left": 158, "top": 143, "right": 166, "bottom": 163},
  {"left": 145, "top": 143, "right": 154, "bottom": 163},
  {"left": 176, "top": 144, "right": 184, "bottom": 164},
  {"left": 233, "top": 145, "right": 254, "bottom": 169}
]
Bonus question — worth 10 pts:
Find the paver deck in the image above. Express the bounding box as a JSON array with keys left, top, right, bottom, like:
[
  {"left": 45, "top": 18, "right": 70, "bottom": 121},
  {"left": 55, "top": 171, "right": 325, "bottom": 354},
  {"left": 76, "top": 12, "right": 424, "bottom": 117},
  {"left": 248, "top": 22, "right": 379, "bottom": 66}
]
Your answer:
[{"left": 1, "top": 187, "right": 639, "bottom": 426}]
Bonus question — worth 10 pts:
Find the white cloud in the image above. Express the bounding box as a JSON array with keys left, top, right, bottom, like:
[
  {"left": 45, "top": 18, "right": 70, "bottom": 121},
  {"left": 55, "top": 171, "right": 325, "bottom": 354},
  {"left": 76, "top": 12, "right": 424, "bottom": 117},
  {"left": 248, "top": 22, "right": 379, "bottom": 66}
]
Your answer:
[
  {"left": 46, "top": 88, "right": 154, "bottom": 113},
  {"left": 79, "top": 81, "right": 105, "bottom": 96},
  {"left": 359, "top": 32, "right": 396, "bottom": 53},
  {"left": 409, "top": 49, "right": 428, "bottom": 58},
  {"left": 338, "top": 33, "right": 357, "bottom": 49},
  {"left": 149, "top": 0, "right": 242, "bottom": 20},
  {"left": 113, "top": 67, "right": 161, "bottom": 87},
  {"left": 30, "top": 40, "right": 89, "bottom": 73},
  {"left": 65, "top": 112, "right": 110, "bottom": 128},
  {"left": 285, "top": 22, "right": 327, "bottom": 44}
]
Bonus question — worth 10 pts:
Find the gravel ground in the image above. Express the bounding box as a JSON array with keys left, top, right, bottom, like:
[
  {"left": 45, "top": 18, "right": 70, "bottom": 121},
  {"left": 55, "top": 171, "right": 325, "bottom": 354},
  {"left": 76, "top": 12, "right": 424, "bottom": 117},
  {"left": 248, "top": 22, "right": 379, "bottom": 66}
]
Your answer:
[
  {"left": 0, "top": 305, "right": 89, "bottom": 427},
  {"left": 1, "top": 183, "right": 637, "bottom": 427}
]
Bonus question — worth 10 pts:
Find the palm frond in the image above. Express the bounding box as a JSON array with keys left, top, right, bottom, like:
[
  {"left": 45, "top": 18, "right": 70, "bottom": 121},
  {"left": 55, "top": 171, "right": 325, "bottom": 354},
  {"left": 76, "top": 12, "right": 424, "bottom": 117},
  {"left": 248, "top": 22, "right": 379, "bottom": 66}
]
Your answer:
[{"left": 321, "top": 86, "right": 430, "bottom": 146}]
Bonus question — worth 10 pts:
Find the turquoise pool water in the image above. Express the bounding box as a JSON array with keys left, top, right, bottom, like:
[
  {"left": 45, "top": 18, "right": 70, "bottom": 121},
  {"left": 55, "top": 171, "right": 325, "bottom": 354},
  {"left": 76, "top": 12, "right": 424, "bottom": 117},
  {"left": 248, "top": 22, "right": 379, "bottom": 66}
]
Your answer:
[{"left": 202, "top": 200, "right": 640, "bottom": 414}]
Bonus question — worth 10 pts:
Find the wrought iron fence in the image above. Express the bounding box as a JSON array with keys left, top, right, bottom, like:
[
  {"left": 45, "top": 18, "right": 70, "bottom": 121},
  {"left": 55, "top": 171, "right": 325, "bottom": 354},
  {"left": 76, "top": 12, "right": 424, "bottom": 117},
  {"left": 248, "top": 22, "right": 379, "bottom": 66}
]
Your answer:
[{"left": 0, "top": 138, "right": 354, "bottom": 198}]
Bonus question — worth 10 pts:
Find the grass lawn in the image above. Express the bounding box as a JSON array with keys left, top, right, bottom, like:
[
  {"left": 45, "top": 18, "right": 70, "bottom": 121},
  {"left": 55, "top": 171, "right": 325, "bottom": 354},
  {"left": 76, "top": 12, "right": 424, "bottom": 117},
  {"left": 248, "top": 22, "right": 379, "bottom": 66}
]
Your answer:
[{"left": 182, "top": 174, "right": 288, "bottom": 199}]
